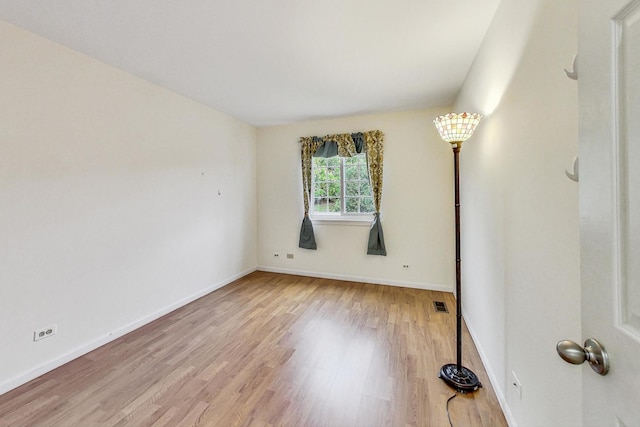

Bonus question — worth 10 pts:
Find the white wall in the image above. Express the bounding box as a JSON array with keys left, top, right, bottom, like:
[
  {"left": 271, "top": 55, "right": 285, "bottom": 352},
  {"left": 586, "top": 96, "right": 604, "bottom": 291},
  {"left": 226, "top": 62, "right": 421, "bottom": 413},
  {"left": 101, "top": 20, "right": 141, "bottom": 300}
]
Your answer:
[
  {"left": 257, "top": 109, "right": 456, "bottom": 291},
  {"left": 454, "top": 0, "right": 581, "bottom": 426},
  {"left": 0, "top": 21, "right": 257, "bottom": 394}
]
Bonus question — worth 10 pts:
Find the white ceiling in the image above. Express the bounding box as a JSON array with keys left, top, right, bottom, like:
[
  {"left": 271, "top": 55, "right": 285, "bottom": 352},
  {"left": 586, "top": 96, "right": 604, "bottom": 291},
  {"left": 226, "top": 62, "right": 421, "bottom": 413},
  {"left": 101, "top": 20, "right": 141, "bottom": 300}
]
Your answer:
[{"left": 0, "top": 1, "right": 501, "bottom": 126}]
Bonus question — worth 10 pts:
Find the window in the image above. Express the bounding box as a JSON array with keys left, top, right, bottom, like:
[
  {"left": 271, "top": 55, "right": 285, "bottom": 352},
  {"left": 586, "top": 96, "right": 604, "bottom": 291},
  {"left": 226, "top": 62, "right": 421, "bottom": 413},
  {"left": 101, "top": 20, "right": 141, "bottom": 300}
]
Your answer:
[{"left": 311, "top": 154, "right": 374, "bottom": 217}]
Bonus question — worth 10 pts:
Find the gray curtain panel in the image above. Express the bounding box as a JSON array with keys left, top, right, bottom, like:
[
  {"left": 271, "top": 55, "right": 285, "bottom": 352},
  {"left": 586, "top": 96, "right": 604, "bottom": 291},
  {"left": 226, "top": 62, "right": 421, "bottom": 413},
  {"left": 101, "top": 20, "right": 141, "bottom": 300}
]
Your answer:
[
  {"left": 367, "top": 213, "right": 387, "bottom": 255},
  {"left": 298, "top": 215, "right": 317, "bottom": 250}
]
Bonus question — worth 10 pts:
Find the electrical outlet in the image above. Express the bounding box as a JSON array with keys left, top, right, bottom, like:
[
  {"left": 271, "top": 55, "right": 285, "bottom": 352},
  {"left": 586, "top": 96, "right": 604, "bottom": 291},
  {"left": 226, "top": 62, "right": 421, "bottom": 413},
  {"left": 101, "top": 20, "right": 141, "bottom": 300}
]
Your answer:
[
  {"left": 34, "top": 324, "right": 57, "bottom": 342},
  {"left": 402, "top": 264, "right": 410, "bottom": 269},
  {"left": 512, "top": 370, "right": 522, "bottom": 399},
  {"left": 274, "top": 253, "right": 279, "bottom": 257},
  {"left": 286, "top": 253, "right": 294, "bottom": 259}
]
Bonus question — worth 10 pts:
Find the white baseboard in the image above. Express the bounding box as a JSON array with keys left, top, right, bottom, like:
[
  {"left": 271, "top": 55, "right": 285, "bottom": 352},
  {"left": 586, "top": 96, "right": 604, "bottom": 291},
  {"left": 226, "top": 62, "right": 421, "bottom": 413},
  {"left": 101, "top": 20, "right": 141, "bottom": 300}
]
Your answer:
[
  {"left": 257, "top": 265, "right": 453, "bottom": 293},
  {"left": 0, "top": 267, "right": 257, "bottom": 396},
  {"left": 463, "top": 307, "right": 517, "bottom": 427}
]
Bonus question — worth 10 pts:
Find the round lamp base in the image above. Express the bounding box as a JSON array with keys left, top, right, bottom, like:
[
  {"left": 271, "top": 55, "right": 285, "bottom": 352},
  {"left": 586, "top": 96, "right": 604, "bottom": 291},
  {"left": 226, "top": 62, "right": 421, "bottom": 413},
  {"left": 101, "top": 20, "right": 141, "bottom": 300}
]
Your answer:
[{"left": 439, "top": 364, "right": 482, "bottom": 393}]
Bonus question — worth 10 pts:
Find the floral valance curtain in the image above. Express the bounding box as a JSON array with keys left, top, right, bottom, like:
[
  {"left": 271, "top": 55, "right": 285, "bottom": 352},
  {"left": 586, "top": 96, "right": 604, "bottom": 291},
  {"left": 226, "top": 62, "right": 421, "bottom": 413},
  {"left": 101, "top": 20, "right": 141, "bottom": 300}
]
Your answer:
[{"left": 299, "top": 130, "right": 386, "bottom": 256}]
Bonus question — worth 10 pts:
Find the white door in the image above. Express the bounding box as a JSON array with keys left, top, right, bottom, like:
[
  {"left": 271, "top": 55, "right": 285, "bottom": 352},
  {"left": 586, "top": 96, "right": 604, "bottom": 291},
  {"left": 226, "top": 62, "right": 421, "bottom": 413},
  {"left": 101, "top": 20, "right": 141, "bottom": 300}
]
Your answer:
[{"left": 578, "top": 0, "right": 640, "bottom": 425}]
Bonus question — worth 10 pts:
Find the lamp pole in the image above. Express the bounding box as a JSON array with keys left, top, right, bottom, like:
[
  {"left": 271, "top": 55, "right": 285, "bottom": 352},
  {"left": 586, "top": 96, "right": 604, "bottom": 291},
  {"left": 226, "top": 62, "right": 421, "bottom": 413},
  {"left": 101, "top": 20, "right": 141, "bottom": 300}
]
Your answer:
[{"left": 453, "top": 143, "right": 463, "bottom": 370}]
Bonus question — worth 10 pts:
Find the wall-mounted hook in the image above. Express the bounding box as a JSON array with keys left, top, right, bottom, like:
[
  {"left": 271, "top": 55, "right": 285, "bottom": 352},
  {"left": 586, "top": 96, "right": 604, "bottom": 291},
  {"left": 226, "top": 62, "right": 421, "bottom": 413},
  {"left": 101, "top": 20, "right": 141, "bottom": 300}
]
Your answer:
[
  {"left": 565, "top": 156, "right": 579, "bottom": 182},
  {"left": 564, "top": 55, "right": 578, "bottom": 80}
]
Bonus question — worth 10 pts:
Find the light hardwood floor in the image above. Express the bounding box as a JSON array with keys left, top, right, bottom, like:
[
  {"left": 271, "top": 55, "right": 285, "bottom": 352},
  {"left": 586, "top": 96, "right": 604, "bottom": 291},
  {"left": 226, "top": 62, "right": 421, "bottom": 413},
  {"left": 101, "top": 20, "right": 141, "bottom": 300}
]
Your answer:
[{"left": 0, "top": 272, "right": 507, "bottom": 426}]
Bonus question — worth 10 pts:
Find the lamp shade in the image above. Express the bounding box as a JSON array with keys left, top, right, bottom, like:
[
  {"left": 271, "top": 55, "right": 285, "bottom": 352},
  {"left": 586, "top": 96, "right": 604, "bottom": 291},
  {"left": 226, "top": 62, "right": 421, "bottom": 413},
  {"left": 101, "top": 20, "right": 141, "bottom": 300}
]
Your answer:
[{"left": 433, "top": 112, "right": 482, "bottom": 143}]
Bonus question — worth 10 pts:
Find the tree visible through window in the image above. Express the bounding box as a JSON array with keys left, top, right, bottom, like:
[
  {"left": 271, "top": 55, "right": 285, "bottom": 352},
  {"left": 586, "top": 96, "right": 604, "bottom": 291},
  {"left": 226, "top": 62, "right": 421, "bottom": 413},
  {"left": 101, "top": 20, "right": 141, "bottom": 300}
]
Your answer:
[{"left": 312, "top": 154, "right": 374, "bottom": 215}]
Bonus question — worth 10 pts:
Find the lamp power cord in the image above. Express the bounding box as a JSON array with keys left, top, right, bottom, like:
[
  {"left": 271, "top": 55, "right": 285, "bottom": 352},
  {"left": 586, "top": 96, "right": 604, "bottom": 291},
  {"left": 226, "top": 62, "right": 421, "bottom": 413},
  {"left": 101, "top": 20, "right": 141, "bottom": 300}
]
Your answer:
[{"left": 446, "top": 392, "right": 458, "bottom": 427}]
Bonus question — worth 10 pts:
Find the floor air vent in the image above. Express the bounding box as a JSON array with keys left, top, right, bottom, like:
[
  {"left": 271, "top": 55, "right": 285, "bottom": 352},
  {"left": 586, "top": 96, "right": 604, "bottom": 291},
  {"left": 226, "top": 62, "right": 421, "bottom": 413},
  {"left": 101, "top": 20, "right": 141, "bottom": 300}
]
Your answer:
[{"left": 433, "top": 301, "right": 449, "bottom": 313}]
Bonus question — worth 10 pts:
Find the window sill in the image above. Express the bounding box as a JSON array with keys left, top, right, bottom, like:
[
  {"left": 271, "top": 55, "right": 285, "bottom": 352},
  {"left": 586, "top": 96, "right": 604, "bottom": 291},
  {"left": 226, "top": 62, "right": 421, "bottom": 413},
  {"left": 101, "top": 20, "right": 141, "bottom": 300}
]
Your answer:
[{"left": 310, "top": 215, "right": 373, "bottom": 227}]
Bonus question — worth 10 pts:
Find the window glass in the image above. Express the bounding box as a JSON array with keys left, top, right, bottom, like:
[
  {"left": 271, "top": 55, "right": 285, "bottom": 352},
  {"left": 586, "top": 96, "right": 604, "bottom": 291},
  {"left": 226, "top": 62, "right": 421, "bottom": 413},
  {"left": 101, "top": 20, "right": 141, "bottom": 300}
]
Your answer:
[{"left": 312, "top": 154, "right": 374, "bottom": 215}]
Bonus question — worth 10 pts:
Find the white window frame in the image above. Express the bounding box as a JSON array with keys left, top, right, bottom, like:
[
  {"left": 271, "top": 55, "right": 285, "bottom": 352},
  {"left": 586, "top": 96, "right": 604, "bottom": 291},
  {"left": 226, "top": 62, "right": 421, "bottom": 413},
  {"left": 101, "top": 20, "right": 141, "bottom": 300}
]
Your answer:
[{"left": 310, "top": 154, "right": 374, "bottom": 226}]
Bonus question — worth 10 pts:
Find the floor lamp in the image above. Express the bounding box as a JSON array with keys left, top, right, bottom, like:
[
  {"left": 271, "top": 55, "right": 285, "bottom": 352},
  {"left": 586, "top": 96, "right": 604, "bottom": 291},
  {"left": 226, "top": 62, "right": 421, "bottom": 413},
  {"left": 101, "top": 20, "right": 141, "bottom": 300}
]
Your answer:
[{"left": 433, "top": 112, "right": 482, "bottom": 393}]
